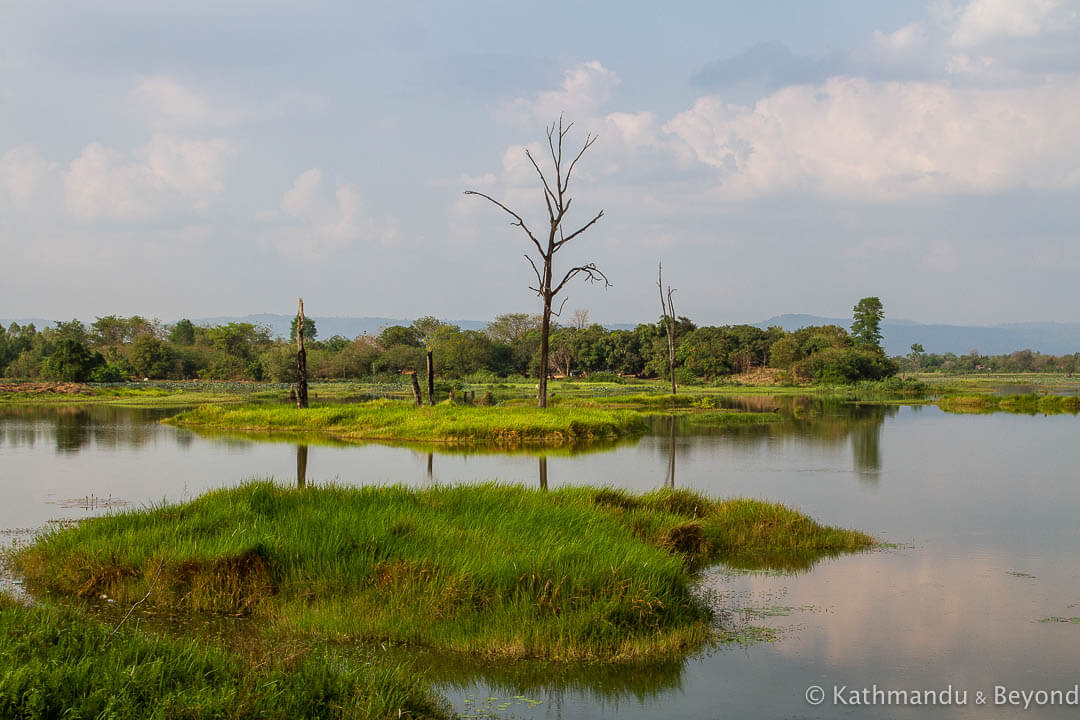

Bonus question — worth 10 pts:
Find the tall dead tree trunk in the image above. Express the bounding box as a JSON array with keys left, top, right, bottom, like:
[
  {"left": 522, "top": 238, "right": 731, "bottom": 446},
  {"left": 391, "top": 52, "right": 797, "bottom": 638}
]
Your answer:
[
  {"left": 466, "top": 116, "right": 609, "bottom": 408},
  {"left": 426, "top": 350, "right": 434, "bottom": 406},
  {"left": 296, "top": 297, "right": 308, "bottom": 408},
  {"left": 658, "top": 262, "right": 677, "bottom": 395}
]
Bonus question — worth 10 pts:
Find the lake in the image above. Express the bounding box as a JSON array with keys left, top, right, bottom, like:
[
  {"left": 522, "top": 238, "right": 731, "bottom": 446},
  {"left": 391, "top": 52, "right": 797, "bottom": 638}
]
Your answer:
[{"left": 2, "top": 400, "right": 1078, "bottom": 718}]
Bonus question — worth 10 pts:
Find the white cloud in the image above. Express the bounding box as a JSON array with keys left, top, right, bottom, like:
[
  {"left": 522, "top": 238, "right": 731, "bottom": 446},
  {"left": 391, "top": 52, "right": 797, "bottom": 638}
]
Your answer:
[
  {"left": 947, "top": 0, "right": 1079, "bottom": 47},
  {"left": 500, "top": 61, "right": 620, "bottom": 126},
  {"left": 273, "top": 169, "right": 399, "bottom": 261},
  {"left": 0, "top": 144, "right": 58, "bottom": 210},
  {"left": 128, "top": 75, "right": 245, "bottom": 131},
  {"left": 663, "top": 76, "right": 1080, "bottom": 197},
  {"left": 64, "top": 135, "right": 235, "bottom": 221},
  {"left": 3, "top": 135, "right": 234, "bottom": 223}
]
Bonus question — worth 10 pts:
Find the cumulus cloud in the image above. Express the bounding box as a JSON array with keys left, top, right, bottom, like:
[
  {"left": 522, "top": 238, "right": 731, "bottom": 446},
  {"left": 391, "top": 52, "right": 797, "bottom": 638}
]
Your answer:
[
  {"left": 499, "top": 61, "right": 620, "bottom": 126},
  {"left": 64, "top": 135, "right": 235, "bottom": 221},
  {"left": 273, "top": 168, "right": 399, "bottom": 261},
  {"left": 664, "top": 76, "right": 1080, "bottom": 197},
  {"left": 946, "top": 0, "right": 1079, "bottom": 47},
  {"left": 2, "top": 135, "right": 234, "bottom": 222},
  {"left": 128, "top": 75, "right": 245, "bottom": 131}
]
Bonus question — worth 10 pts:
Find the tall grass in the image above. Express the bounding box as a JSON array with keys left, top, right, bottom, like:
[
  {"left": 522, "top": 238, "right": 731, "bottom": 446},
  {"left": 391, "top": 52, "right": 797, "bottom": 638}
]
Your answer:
[
  {"left": 166, "top": 400, "right": 648, "bottom": 445},
  {"left": 0, "top": 594, "right": 449, "bottom": 720},
  {"left": 16, "top": 483, "right": 872, "bottom": 663}
]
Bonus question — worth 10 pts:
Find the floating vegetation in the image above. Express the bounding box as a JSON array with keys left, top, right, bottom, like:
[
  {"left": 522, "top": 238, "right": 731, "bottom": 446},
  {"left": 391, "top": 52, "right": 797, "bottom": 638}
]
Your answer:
[
  {"left": 1037, "top": 617, "right": 1080, "bottom": 624},
  {"left": 48, "top": 493, "right": 129, "bottom": 511},
  {"left": 460, "top": 694, "right": 544, "bottom": 719},
  {"left": 1007, "top": 570, "right": 1037, "bottom": 579}
]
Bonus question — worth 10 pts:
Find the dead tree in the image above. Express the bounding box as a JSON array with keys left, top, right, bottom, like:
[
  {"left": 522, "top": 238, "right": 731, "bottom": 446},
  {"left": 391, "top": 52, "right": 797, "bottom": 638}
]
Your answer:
[
  {"left": 658, "top": 262, "right": 677, "bottom": 395},
  {"left": 465, "top": 116, "right": 608, "bottom": 408},
  {"left": 296, "top": 297, "right": 309, "bottom": 408}
]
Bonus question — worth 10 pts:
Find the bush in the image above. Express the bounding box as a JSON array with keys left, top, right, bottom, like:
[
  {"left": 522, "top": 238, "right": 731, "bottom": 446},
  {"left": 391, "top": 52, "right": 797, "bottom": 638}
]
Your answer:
[
  {"left": 796, "top": 347, "right": 898, "bottom": 384},
  {"left": 89, "top": 363, "right": 126, "bottom": 382},
  {"left": 581, "top": 371, "right": 624, "bottom": 384}
]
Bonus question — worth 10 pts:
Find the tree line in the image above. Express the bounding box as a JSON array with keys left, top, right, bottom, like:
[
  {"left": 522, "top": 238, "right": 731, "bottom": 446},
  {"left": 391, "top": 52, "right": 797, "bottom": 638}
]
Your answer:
[{"left": 0, "top": 305, "right": 906, "bottom": 385}]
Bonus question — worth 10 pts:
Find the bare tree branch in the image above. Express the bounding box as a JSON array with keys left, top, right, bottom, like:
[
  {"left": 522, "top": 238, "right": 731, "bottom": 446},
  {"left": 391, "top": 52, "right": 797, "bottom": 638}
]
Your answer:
[
  {"left": 524, "top": 254, "right": 544, "bottom": 296},
  {"left": 525, "top": 149, "right": 558, "bottom": 223},
  {"left": 465, "top": 116, "right": 607, "bottom": 409},
  {"left": 553, "top": 263, "right": 610, "bottom": 297},
  {"left": 554, "top": 210, "right": 604, "bottom": 250},
  {"left": 463, "top": 190, "right": 544, "bottom": 256},
  {"left": 563, "top": 133, "right": 597, "bottom": 192}
]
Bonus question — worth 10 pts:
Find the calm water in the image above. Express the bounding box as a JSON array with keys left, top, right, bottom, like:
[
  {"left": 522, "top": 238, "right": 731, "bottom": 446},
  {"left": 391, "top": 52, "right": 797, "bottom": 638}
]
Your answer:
[{"left": 2, "top": 401, "right": 1078, "bottom": 718}]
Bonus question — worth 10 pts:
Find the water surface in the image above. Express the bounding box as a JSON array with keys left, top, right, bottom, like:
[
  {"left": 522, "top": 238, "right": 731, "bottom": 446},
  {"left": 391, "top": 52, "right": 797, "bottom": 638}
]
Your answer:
[{"left": 2, "top": 401, "right": 1078, "bottom": 718}]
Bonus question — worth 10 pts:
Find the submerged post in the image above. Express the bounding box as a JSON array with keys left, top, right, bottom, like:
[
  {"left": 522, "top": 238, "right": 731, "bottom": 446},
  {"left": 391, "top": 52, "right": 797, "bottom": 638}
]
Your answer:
[
  {"left": 666, "top": 415, "right": 676, "bottom": 488},
  {"left": 296, "top": 297, "right": 308, "bottom": 409},
  {"left": 296, "top": 444, "right": 308, "bottom": 489}
]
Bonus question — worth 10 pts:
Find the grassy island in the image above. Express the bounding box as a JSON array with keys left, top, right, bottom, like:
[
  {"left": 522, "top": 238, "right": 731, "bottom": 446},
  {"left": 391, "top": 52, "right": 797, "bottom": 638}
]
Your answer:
[
  {"left": 165, "top": 400, "right": 649, "bottom": 445},
  {"left": 15, "top": 483, "right": 872, "bottom": 663},
  {"left": 937, "top": 393, "right": 1080, "bottom": 415}
]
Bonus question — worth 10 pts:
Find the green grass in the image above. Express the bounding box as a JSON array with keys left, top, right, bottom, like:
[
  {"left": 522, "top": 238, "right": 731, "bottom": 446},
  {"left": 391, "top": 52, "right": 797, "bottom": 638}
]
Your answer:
[
  {"left": 0, "top": 594, "right": 449, "bottom": 720},
  {"left": 166, "top": 400, "right": 648, "bottom": 445},
  {"left": 15, "top": 482, "right": 872, "bottom": 663},
  {"left": 937, "top": 393, "right": 1080, "bottom": 415},
  {"left": 685, "top": 411, "right": 783, "bottom": 426}
]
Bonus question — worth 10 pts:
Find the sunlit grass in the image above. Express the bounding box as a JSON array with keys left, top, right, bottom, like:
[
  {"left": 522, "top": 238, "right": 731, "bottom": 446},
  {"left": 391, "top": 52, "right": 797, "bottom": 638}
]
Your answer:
[
  {"left": 15, "top": 482, "right": 872, "bottom": 663},
  {"left": 166, "top": 400, "right": 648, "bottom": 445},
  {"left": 0, "top": 594, "right": 449, "bottom": 720}
]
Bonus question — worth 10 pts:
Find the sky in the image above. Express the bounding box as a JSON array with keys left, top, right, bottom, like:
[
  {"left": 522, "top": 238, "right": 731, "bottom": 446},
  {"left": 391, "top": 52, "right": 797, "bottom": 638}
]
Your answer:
[{"left": 2, "top": 0, "right": 1079, "bottom": 327}]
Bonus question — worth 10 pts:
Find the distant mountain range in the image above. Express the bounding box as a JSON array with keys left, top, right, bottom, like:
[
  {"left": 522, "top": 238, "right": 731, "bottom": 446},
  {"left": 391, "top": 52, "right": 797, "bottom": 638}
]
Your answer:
[{"left": 5, "top": 313, "right": 1080, "bottom": 357}]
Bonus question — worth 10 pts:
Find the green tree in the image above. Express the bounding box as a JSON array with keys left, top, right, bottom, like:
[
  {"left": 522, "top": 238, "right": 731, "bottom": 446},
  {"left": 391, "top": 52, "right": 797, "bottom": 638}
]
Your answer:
[
  {"left": 169, "top": 319, "right": 196, "bottom": 346},
  {"left": 126, "top": 335, "right": 175, "bottom": 378},
  {"left": 484, "top": 313, "right": 539, "bottom": 345},
  {"left": 851, "top": 297, "right": 885, "bottom": 349},
  {"left": 42, "top": 338, "right": 102, "bottom": 381},
  {"left": 908, "top": 343, "right": 925, "bottom": 369},
  {"left": 289, "top": 315, "right": 318, "bottom": 343}
]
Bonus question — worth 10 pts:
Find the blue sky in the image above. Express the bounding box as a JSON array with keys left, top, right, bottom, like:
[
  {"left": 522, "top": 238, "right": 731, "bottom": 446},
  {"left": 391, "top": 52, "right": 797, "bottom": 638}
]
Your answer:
[{"left": 2, "top": 0, "right": 1078, "bottom": 326}]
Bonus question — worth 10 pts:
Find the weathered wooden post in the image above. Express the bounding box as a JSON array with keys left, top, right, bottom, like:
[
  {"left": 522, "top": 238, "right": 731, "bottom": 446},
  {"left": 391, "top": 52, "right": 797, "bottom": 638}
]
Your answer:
[
  {"left": 426, "top": 350, "right": 435, "bottom": 406},
  {"left": 296, "top": 297, "right": 309, "bottom": 409},
  {"left": 408, "top": 371, "right": 422, "bottom": 406},
  {"left": 297, "top": 444, "right": 308, "bottom": 489},
  {"left": 538, "top": 456, "right": 548, "bottom": 490}
]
